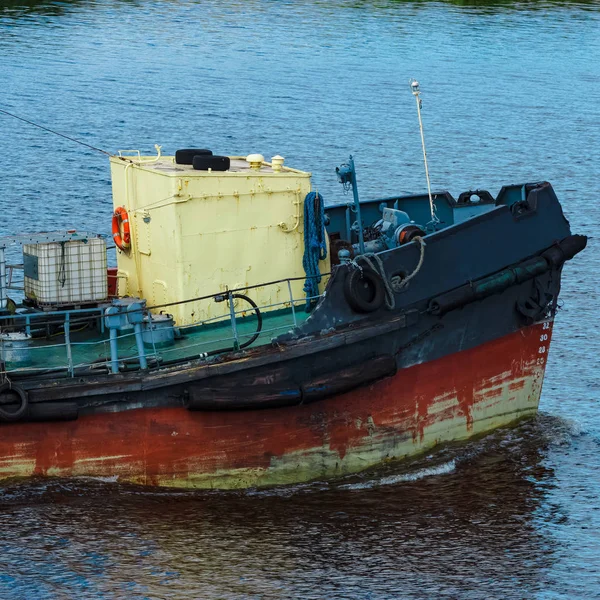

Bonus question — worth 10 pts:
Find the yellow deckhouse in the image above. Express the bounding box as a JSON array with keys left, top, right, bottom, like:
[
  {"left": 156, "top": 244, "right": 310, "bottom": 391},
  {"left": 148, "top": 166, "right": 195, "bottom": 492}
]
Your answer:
[{"left": 109, "top": 149, "right": 329, "bottom": 326}]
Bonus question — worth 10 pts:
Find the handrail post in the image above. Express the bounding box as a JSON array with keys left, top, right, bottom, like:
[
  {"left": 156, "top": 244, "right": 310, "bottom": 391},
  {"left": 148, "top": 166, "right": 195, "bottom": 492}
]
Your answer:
[
  {"left": 64, "top": 312, "right": 74, "bottom": 377},
  {"left": 228, "top": 291, "right": 240, "bottom": 351},
  {"left": 287, "top": 279, "right": 297, "bottom": 328}
]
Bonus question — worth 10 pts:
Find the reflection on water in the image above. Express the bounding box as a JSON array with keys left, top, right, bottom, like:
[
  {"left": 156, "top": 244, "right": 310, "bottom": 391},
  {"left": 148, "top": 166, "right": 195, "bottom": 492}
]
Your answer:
[
  {"left": 1, "top": 0, "right": 599, "bottom": 597},
  {"left": 0, "top": 415, "right": 594, "bottom": 599}
]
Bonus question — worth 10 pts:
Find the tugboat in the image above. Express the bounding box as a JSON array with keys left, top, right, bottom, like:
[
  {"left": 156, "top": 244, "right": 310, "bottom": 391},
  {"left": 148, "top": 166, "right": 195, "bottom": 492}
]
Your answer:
[{"left": 0, "top": 89, "right": 587, "bottom": 489}]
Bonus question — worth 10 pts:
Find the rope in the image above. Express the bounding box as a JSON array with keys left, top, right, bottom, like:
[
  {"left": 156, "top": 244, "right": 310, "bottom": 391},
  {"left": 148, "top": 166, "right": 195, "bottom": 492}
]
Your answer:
[
  {"left": 351, "top": 236, "right": 426, "bottom": 310},
  {"left": 0, "top": 107, "right": 112, "bottom": 156},
  {"left": 302, "top": 192, "right": 327, "bottom": 312},
  {"left": 409, "top": 81, "right": 440, "bottom": 229},
  {"left": 391, "top": 236, "right": 426, "bottom": 291}
]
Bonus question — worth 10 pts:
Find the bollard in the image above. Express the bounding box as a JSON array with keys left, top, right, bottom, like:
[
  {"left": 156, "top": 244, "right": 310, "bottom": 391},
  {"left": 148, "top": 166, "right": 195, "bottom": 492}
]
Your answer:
[
  {"left": 127, "top": 302, "right": 148, "bottom": 370},
  {"left": 104, "top": 306, "right": 121, "bottom": 374}
]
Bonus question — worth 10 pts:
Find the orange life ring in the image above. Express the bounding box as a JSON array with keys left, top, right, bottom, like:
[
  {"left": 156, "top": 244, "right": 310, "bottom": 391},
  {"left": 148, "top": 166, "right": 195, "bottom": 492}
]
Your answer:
[{"left": 112, "top": 206, "right": 131, "bottom": 252}]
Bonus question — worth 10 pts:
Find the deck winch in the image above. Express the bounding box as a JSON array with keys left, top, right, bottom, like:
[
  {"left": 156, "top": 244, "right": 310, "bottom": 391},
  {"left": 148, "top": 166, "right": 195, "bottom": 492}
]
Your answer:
[{"left": 352, "top": 207, "right": 425, "bottom": 255}]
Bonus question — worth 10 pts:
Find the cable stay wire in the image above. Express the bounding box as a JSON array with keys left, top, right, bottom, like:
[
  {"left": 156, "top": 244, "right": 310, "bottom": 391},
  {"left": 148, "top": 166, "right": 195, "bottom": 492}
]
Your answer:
[{"left": 0, "top": 107, "right": 112, "bottom": 157}]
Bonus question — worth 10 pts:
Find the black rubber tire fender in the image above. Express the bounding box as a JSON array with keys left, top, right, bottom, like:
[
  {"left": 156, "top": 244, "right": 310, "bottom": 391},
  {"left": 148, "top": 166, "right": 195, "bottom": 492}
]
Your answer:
[
  {"left": 344, "top": 267, "right": 386, "bottom": 313},
  {"left": 0, "top": 382, "right": 29, "bottom": 423},
  {"left": 192, "top": 155, "right": 230, "bottom": 172},
  {"left": 175, "top": 149, "right": 213, "bottom": 165}
]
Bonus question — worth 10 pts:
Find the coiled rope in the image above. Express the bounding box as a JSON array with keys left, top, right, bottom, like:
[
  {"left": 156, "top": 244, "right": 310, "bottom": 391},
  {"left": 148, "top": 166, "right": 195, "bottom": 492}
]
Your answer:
[
  {"left": 302, "top": 192, "right": 328, "bottom": 312},
  {"left": 350, "top": 237, "right": 426, "bottom": 311}
]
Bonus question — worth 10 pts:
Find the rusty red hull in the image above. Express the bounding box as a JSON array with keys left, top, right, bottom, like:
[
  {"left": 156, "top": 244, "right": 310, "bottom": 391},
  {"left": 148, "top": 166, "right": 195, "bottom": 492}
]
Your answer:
[{"left": 0, "top": 320, "right": 553, "bottom": 489}]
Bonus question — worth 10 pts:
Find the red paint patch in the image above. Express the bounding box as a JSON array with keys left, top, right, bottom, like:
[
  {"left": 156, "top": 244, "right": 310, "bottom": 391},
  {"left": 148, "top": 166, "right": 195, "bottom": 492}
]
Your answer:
[{"left": 0, "top": 322, "right": 553, "bottom": 486}]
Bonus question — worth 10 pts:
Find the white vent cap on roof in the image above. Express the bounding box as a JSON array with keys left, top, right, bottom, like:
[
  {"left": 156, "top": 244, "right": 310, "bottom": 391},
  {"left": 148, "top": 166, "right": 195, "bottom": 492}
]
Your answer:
[
  {"left": 271, "top": 155, "right": 285, "bottom": 172},
  {"left": 246, "top": 153, "right": 264, "bottom": 170}
]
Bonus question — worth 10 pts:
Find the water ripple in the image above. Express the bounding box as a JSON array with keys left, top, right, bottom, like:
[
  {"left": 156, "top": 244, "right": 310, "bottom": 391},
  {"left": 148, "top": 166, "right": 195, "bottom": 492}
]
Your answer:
[{"left": 0, "top": 1, "right": 599, "bottom": 598}]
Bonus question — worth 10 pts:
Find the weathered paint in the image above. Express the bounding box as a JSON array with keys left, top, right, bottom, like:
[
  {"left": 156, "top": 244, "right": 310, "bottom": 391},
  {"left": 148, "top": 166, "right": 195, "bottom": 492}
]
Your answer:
[
  {"left": 109, "top": 155, "right": 328, "bottom": 325},
  {"left": 0, "top": 320, "right": 552, "bottom": 489}
]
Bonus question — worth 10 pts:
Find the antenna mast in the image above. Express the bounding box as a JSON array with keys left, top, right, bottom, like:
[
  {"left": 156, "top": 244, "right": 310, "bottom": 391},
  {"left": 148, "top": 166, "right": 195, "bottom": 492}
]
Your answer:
[{"left": 410, "top": 79, "right": 439, "bottom": 228}]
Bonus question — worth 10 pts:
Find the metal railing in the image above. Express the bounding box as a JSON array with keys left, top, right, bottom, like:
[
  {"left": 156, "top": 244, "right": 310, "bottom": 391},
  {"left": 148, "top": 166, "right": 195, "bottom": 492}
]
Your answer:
[{"left": 0, "top": 274, "right": 328, "bottom": 379}]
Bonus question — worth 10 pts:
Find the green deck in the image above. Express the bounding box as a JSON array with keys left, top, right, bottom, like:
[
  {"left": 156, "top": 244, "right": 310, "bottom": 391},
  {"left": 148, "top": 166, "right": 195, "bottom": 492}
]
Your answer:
[{"left": 5, "top": 305, "right": 310, "bottom": 375}]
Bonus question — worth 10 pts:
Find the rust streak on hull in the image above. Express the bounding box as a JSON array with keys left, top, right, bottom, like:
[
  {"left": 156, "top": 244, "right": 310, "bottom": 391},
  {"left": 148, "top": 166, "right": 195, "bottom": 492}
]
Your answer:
[{"left": 0, "top": 322, "right": 553, "bottom": 489}]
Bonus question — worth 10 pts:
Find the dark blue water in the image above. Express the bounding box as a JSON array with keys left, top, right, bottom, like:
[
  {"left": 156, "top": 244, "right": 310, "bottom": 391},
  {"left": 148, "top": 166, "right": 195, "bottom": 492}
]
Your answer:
[{"left": 1, "top": 1, "right": 599, "bottom": 598}]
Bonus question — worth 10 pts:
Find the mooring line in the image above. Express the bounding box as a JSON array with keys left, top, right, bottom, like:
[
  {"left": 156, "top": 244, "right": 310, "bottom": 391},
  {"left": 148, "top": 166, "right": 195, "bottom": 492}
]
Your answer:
[{"left": 0, "top": 107, "right": 112, "bottom": 156}]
